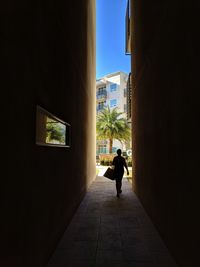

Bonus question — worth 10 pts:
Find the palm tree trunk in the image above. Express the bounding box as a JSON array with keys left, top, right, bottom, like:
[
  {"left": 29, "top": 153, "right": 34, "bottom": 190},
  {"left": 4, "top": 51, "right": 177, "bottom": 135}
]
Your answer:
[{"left": 109, "top": 138, "right": 113, "bottom": 154}]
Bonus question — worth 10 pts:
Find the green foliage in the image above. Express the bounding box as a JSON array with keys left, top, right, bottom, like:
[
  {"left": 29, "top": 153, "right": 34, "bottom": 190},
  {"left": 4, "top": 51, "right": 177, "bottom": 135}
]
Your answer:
[
  {"left": 96, "top": 106, "right": 131, "bottom": 153},
  {"left": 128, "top": 160, "right": 132, "bottom": 167},
  {"left": 100, "top": 159, "right": 113, "bottom": 166},
  {"left": 46, "top": 119, "right": 65, "bottom": 144},
  {"left": 100, "top": 160, "right": 105, "bottom": 165}
]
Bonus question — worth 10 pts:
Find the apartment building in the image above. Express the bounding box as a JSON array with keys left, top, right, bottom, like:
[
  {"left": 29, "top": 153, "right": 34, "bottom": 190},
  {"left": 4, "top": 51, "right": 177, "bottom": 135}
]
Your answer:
[{"left": 96, "top": 71, "right": 130, "bottom": 155}]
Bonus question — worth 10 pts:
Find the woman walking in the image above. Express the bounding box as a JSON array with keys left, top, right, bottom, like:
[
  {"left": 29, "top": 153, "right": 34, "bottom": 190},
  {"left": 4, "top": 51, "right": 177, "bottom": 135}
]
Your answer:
[{"left": 112, "top": 149, "right": 129, "bottom": 198}]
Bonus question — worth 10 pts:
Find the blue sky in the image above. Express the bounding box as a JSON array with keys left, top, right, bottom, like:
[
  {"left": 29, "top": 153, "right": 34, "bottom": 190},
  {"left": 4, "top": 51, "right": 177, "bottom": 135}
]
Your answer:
[{"left": 96, "top": 0, "right": 130, "bottom": 79}]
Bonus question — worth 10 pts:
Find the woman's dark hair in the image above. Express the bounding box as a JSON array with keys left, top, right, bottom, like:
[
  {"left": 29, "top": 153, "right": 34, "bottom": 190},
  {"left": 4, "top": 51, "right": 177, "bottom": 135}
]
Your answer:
[{"left": 117, "top": 149, "right": 122, "bottom": 155}]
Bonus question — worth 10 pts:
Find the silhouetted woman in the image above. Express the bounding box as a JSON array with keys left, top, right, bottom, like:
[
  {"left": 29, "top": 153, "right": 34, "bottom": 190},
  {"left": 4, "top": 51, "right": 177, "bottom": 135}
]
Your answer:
[{"left": 112, "top": 149, "right": 129, "bottom": 198}]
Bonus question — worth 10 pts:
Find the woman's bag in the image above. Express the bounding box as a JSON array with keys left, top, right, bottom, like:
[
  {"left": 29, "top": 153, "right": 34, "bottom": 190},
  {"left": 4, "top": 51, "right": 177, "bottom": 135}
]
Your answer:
[{"left": 103, "top": 167, "right": 115, "bottom": 180}]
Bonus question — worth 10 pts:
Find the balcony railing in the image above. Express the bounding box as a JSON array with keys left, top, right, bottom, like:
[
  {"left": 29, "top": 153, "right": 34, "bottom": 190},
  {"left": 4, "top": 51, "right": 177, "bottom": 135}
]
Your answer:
[
  {"left": 97, "top": 90, "right": 107, "bottom": 98},
  {"left": 96, "top": 106, "right": 106, "bottom": 112}
]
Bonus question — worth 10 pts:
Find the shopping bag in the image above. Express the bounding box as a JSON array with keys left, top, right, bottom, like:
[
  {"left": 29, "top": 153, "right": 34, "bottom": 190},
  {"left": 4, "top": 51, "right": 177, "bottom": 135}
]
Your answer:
[{"left": 103, "top": 167, "right": 115, "bottom": 180}]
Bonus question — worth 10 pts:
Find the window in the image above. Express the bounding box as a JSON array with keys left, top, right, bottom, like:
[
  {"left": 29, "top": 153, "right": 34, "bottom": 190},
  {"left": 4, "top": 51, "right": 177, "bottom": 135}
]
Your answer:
[
  {"left": 110, "top": 83, "right": 117, "bottom": 92},
  {"left": 97, "top": 101, "right": 106, "bottom": 111},
  {"left": 98, "top": 86, "right": 106, "bottom": 94},
  {"left": 124, "top": 104, "right": 127, "bottom": 112},
  {"left": 112, "top": 147, "right": 117, "bottom": 153},
  {"left": 110, "top": 99, "right": 117, "bottom": 107},
  {"left": 98, "top": 102, "right": 104, "bottom": 109},
  {"left": 36, "top": 106, "right": 70, "bottom": 147},
  {"left": 97, "top": 86, "right": 107, "bottom": 99},
  {"left": 97, "top": 145, "right": 107, "bottom": 154}
]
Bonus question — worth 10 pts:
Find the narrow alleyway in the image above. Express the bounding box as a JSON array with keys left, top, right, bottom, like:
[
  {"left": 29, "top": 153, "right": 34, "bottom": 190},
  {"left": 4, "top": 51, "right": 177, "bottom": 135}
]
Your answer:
[{"left": 46, "top": 176, "right": 177, "bottom": 267}]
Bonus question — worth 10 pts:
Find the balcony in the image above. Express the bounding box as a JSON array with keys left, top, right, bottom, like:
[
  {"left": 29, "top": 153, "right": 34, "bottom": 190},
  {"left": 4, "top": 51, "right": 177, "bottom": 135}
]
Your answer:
[
  {"left": 96, "top": 106, "right": 105, "bottom": 112},
  {"left": 96, "top": 90, "right": 107, "bottom": 101}
]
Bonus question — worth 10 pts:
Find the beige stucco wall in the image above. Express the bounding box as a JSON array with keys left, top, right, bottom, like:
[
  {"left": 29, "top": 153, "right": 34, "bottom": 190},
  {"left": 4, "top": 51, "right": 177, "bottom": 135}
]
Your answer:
[
  {"left": 130, "top": 1, "right": 199, "bottom": 266},
  {"left": 1, "top": 1, "right": 96, "bottom": 266}
]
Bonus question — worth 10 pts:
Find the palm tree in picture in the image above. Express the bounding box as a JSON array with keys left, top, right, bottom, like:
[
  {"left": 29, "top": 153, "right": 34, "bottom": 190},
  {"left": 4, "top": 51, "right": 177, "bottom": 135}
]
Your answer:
[{"left": 96, "top": 106, "right": 131, "bottom": 154}]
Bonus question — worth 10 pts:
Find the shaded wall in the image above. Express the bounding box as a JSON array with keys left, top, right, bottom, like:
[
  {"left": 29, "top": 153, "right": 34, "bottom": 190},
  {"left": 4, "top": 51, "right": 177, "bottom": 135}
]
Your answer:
[
  {"left": 1, "top": 0, "right": 96, "bottom": 266},
  {"left": 131, "top": 1, "right": 199, "bottom": 266}
]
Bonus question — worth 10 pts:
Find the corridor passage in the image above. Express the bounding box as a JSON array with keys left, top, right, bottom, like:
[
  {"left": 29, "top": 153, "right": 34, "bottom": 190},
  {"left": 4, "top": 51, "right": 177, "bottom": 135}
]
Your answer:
[{"left": 47, "top": 176, "right": 177, "bottom": 267}]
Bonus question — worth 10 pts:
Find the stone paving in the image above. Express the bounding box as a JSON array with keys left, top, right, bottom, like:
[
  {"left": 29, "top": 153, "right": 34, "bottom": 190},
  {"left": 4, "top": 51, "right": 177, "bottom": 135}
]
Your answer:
[{"left": 46, "top": 176, "right": 177, "bottom": 267}]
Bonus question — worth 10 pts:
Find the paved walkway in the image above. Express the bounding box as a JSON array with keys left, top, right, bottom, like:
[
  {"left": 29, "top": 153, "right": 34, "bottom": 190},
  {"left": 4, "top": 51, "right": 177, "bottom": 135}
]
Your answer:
[{"left": 46, "top": 176, "right": 177, "bottom": 267}]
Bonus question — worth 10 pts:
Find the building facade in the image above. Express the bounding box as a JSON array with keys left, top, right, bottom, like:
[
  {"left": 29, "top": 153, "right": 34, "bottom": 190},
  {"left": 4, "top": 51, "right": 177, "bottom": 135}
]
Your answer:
[{"left": 96, "top": 71, "right": 130, "bottom": 155}]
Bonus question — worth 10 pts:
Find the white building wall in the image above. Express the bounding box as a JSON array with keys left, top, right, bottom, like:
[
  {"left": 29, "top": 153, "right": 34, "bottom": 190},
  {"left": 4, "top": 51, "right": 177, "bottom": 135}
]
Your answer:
[{"left": 96, "top": 71, "right": 129, "bottom": 154}]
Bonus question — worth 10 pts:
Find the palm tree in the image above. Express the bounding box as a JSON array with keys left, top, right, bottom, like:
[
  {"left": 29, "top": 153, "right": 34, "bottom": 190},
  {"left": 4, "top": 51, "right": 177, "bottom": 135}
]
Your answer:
[{"left": 96, "top": 106, "right": 131, "bottom": 153}]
